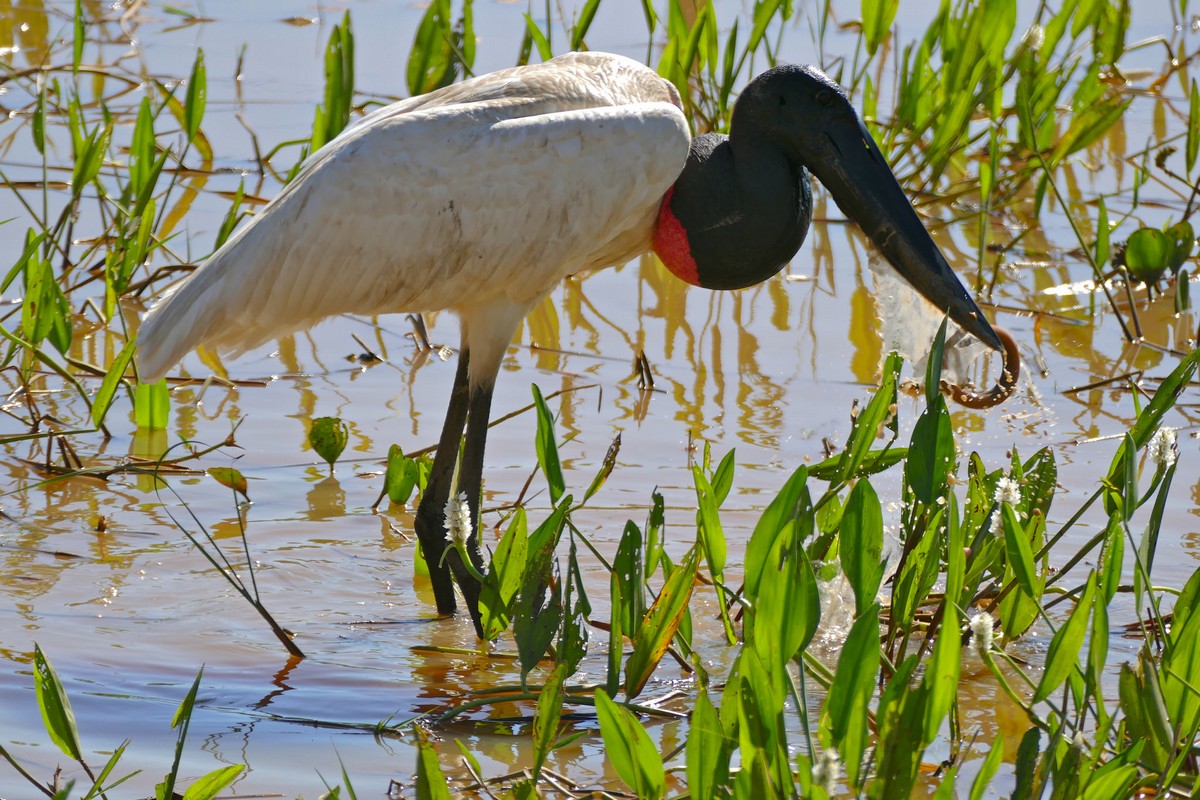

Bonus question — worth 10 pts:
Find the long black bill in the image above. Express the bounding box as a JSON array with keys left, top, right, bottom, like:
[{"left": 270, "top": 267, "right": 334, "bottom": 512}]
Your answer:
[{"left": 806, "top": 115, "right": 1003, "bottom": 354}]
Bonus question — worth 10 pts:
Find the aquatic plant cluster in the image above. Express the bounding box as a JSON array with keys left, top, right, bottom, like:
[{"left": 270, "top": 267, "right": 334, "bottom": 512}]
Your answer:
[{"left": 2, "top": 0, "right": 1200, "bottom": 797}]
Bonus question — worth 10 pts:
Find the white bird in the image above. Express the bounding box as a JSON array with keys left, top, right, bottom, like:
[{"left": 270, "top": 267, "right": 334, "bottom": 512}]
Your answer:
[{"left": 137, "top": 51, "right": 1015, "bottom": 636}]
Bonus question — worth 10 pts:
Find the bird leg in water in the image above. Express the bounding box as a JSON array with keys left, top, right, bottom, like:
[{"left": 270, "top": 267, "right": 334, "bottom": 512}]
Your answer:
[
  {"left": 412, "top": 348, "right": 490, "bottom": 637},
  {"left": 414, "top": 352, "right": 472, "bottom": 616},
  {"left": 449, "top": 381, "right": 493, "bottom": 637}
]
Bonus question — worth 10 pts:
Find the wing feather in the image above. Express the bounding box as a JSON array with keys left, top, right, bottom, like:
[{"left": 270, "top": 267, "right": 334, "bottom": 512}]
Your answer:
[{"left": 137, "top": 53, "right": 689, "bottom": 380}]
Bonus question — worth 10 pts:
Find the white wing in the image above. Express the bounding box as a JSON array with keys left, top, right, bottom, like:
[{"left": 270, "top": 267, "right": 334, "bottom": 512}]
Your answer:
[{"left": 137, "top": 53, "right": 689, "bottom": 380}]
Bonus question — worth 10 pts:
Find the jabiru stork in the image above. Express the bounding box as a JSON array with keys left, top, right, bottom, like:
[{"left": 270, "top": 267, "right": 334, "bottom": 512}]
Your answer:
[{"left": 136, "top": 51, "right": 1018, "bottom": 637}]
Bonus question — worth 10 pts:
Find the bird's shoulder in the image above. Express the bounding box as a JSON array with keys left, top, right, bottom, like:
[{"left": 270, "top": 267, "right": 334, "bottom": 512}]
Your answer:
[{"left": 346, "top": 52, "right": 682, "bottom": 133}]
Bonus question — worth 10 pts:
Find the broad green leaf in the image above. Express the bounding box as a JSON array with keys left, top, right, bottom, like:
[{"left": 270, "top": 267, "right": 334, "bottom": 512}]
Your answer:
[
  {"left": 744, "top": 466, "right": 808, "bottom": 599},
  {"left": 686, "top": 687, "right": 728, "bottom": 799},
  {"left": 1034, "top": 572, "right": 1095, "bottom": 702},
  {"left": 1125, "top": 227, "right": 1171, "bottom": 284},
  {"left": 861, "top": 0, "right": 900, "bottom": 56},
  {"left": 523, "top": 14, "right": 553, "bottom": 62},
  {"left": 825, "top": 604, "right": 880, "bottom": 778},
  {"left": 532, "top": 384, "right": 564, "bottom": 504},
  {"left": 183, "top": 765, "right": 245, "bottom": 800},
  {"left": 34, "top": 644, "right": 81, "bottom": 759},
  {"left": 414, "top": 724, "right": 452, "bottom": 800},
  {"left": 904, "top": 400, "right": 954, "bottom": 505},
  {"left": 615, "top": 520, "right": 647, "bottom": 636},
  {"left": 479, "top": 508, "right": 527, "bottom": 640},
  {"left": 134, "top": 378, "right": 170, "bottom": 430},
  {"left": 532, "top": 663, "right": 568, "bottom": 780},
  {"left": 625, "top": 546, "right": 699, "bottom": 698},
  {"left": 309, "top": 416, "right": 349, "bottom": 468},
  {"left": 751, "top": 537, "right": 819, "bottom": 667},
  {"left": 384, "top": 444, "right": 419, "bottom": 506},
  {"left": 838, "top": 353, "right": 901, "bottom": 482},
  {"left": 1164, "top": 220, "right": 1194, "bottom": 271},
  {"left": 184, "top": 50, "right": 207, "bottom": 142},
  {"left": 892, "top": 511, "right": 941, "bottom": 626},
  {"left": 1002, "top": 504, "right": 1038, "bottom": 598},
  {"left": 840, "top": 479, "right": 884, "bottom": 616},
  {"left": 582, "top": 432, "right": 620, "bottom": 504},
  {"left": 594, "top": 689, "right": 665, "bottom": 800}
]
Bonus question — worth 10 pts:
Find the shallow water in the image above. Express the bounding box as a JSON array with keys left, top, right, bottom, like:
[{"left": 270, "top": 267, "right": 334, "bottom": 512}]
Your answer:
[{"left": 1, "top": 1, "right": 1198, "bottom": 796}]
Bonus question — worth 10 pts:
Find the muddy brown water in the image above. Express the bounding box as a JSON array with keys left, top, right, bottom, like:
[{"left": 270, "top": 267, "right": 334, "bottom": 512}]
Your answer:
[{"left": 1, "top": 1, "right": 1197, "bottom": 796}]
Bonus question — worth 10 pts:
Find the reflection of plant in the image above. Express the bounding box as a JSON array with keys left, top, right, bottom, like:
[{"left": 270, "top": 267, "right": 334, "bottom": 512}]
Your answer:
[{"left": 0, "top": 646, "right": 244, "bottom": 800}]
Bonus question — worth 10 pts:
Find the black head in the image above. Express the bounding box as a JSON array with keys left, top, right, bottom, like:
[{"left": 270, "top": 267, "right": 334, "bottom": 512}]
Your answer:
[{"left": 728, "top": 64, "right": 1004, "bottom": 352}]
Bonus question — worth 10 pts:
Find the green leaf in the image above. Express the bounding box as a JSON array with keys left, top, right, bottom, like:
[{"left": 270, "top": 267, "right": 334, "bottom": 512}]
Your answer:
[
  {"left": 183, "top": 765, "right": 245, "bottom": 800},
  {"left": 184, "top": 50, "right": 207, "bottom": 142},
  {"left": 892, "top": 510, "right": 941, "bottom": 626},
  {"left": 1125, "top": 227, "right": 1171, "bottom": 284},
  {"left": 570, "top": 0, "right": 602, "bottom": 50},
  {"left": 582, "top": 432, "right": 620, "bottom": 504},
  {"left": 532, "top": 384, "right": 564, "bottom": 504},
  {"left": 1188, "top": 79, "right": 1199, "bottom": 174},
  {"left": 1164, "top": 220, "right": 1194, "bottom": 271},
  {"left": 134, "top": 379, "right": 170, "bottom": 430},
  {"left": 838, "top": 353, "right": 901, "bottom": 482},
  {"left": 1033, "top": 572, "right": 1095, "bottom": 703},
  {"left": 825, "top": 604, "right": 880, "bottom": 779},
  {"left": 686, "top": 687, "right": 729, "bottom": 799},
  {"left": 625, "top": 546, "right": 699, "bottom": 698},
  {"left": 840, "top": 479, "right": 884, "bottom": 616},
  {"left": 1095, "top": 196, "right": 1110, "bottom": 269},
  {"left": 384, "top": 444, "right": 419, "bottom": 506},
  {"left": 751, "top": 536, "right": 819, "bottom": 667},
  {"left": 207, "top": 467, "right": 249, "bottom": 500},
  {"left": 861, "top": 0, "right": 900, "bottom": 56},
  {"left": 34, "top": 644, "right": 82, "bottom": 760},
  {"left": 160, "top": 669, "right": 204, "bottom": 800},
  {"left": 92, "top": 340, "right": 135, "bottom": 427},
  {"left": 532, "top": 663, "right": 568, "bottom": 780},
  {"left": 594, "top": 689, "right": 665, "bottom": 800},
  {"left": 414, "top": 724, "right": 452, "bottom": 800},
  {"left": 309, "top": 416, "right": 349, "bottom": 468},
  {"left": 1002, "top": 504, "right": 1038, "bottom": 598},
  {"left": 922, "top": 604, "right": 961, "bottom": 746},
  {"left": 522, "top": 14, "right": 553, "bottom": 62},
  {"left": 744, "top": 466, "right": 808, "bottom": 599},
  {"left": 904, "top": 399, "right": 954, "bottom": 505},
  {"left": 967, "top": 736, "right": 1004, "bottom": 800},
  {"left": 614, "top": 520, "right": 647, "bottom": 637}
]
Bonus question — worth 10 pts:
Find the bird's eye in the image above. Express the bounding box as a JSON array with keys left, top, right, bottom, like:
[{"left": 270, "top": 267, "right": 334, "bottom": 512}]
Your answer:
[{"left": 815, "top": 90, "right": 832, "bottom": 106}]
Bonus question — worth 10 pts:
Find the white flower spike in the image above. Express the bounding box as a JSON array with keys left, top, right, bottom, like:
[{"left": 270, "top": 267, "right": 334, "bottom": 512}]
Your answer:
[
  {"left": 994, "top": 477, "right": 1022, "bottom": 506},
  {"left": 1147, "top": 427, "right": 1178, "bottom": 470},
  {"left": 970, "top": 612, "right": 994, "bottom": 659}
]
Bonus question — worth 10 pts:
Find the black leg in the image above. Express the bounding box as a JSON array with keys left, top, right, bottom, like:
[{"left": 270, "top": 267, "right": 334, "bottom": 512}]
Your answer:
[
  {"left": 414, "top": 350, "right": 472, "bottom": 615},
  {"left": 441, "top": 378, "right": 495, "bottom": 637}
]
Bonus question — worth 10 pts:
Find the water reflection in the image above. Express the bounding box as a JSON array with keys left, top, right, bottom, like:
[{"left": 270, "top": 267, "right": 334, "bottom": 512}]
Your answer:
[{"left": 1, "top": 0, "right": 1199, "bottom": 796}]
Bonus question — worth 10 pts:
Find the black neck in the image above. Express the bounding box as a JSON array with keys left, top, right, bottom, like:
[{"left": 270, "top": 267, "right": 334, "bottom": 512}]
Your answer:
[{"left": 665, "top": 131, "right": 811, "bottom": 290}]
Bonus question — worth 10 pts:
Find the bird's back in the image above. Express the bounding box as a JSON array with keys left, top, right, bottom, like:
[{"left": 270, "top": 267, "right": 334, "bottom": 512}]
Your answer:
[{"left": 136, "top": 52, "right": 689, "bottom": 380}]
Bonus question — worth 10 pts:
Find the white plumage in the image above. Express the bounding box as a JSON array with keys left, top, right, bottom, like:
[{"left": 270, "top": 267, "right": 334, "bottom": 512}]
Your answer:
[{"left": 137, "top": 52, "right": 688, "bottom": 388}]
